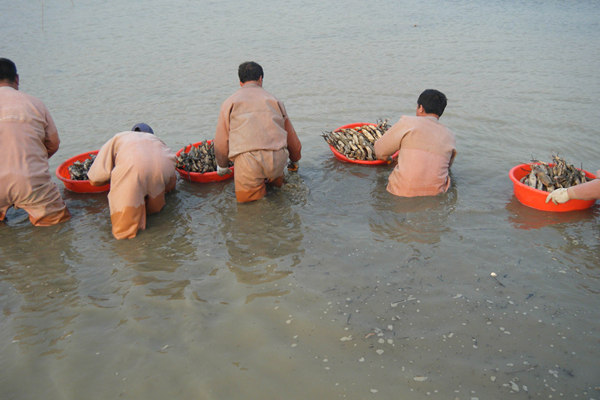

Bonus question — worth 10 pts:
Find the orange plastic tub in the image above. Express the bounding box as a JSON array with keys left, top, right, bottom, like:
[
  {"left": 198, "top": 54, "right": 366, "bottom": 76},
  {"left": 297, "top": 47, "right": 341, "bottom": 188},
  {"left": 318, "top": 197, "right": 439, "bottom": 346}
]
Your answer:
[
  {"left": 329, "top": 122, "right": 397, "bottom": 165},
  {"left": 509, "top": 163, "right": 596, "bottom": 212},
  {"left": 56, "top": 150, "right": 110, "bottom": 193},
  {"left": 176, "top": 141, "right": 234, "bottom": 183}
]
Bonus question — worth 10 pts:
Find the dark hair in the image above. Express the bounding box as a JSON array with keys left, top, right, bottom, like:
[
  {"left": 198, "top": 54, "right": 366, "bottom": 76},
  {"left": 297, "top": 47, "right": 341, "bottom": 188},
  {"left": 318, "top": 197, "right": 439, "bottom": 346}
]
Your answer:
[
  {"left": 238, "top": 61, "right": 263, "bottom": 83},
  {"left": 0, "top": 58, "right": 18, "bottom": 82},
  {"left": 418, "top": 89, "right": 447, "bottom": 117}
]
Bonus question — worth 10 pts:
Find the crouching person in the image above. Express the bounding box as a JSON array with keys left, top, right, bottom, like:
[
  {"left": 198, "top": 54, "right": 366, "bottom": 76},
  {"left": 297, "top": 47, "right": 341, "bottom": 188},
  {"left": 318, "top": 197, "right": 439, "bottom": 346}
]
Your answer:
[
  {"left": 87, "top": 123, "right": 176, "bottom": 239},
  {"left": 0, "top": 58, "right": 70, "bottom": 226}
]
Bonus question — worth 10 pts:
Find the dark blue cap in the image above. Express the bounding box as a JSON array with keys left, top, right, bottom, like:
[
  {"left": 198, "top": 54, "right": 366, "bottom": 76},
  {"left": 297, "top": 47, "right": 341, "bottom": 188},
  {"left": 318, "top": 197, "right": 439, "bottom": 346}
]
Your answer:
[{"left": 131, "top": 123, "right": 154, "bottom": 134}]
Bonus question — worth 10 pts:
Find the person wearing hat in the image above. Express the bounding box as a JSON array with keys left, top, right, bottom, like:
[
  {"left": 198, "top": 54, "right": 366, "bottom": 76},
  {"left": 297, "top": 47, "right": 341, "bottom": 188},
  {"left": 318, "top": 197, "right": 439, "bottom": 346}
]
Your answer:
[
  {"left": 214, "top": 61, "right": 302, "bottom": 202},
  {"left": 545, "top": 171, "right": 600, "bottom": 204},
  {"left": 87, "top": 123, "right": 176, "bottom": 239},
  {"left": 374, "top": 89, "right": 457, "bottom": 197},
  {"left": 0, "top": 58, "right": 70, "bottom": 226}
]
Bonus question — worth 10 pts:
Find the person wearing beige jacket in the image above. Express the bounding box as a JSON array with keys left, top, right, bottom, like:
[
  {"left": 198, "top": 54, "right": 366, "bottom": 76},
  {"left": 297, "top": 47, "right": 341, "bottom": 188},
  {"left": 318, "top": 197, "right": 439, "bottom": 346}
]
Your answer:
[
  {"left": 214, "top": 61, "right": 302, "bottom": 203},
  {"left": 375, "top": 89, "right": 456, "bottom": 197},
  {"left": 87, "top": 123, "right": 176, "bottom": 239},
  {"left": 0, "top": 58, "right": 70, "bottom": 226}
]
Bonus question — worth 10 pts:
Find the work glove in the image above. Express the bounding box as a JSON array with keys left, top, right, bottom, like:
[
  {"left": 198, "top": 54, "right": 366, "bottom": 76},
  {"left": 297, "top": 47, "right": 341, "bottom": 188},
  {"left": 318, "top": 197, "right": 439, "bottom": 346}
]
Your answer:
[
  {"left": 216, "top": 164, "right": 232, "bottom": 176},
  {"left": 287, "top": 161, "right": 299, "bottom": 172},
  {"left": 545, "top": 188, "right": 570, "bottom": 205}
]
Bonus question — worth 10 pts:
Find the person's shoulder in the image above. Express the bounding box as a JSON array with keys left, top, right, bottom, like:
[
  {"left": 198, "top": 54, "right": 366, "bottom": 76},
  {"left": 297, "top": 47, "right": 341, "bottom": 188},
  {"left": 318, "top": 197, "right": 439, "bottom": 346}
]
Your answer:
[
  {"left": 13, "top": 89, "right": 48, "bottom": 108},
  {"left": 222, "top": 88, "right": 244, "bottom": 105},
  {"left": 395, "top": 115, "right": 418, "bottom": 126},
  {"left": 111, "top": 131, "right": 137, "bottom": 142},
  {"left": 261, "top": 87, "right": 280, "bottom": 100}
]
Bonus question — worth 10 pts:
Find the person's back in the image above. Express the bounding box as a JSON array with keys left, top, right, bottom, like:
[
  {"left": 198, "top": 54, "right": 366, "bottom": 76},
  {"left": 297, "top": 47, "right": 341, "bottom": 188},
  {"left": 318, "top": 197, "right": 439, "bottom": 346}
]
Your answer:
[
  {"left": 384, "top": 115, "right": 455, "bottom": 196},
  {"left": 225, "top": 82, "right": 288, "bottom": 159},
  {"left": 0, "top": 86, "right": 56, "bottom": 185},
  {"left": 110, "top": 131, "right": 176, "bottom": 192},
  {"left": 87, "top": 126, "right": 176, "bottom": 239},
  {"left": 214, "top": 61, "right": 301, "bottom": 202},
  {"left": 375, "top": 89, "right": 456, "bottom": 197}
]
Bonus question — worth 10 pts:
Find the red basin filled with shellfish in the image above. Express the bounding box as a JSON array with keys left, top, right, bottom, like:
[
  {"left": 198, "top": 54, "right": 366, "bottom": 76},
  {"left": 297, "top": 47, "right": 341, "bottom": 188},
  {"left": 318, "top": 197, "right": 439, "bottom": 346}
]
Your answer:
[
  {"left": 328, "top": 122, "right": 398, "bottom": 165},
  {"left": 509, "top": 163, "right": 596, "bottom": 212},
  {"left": 175, "top": 141, "right": 234, "bottom": 183},
  {"left": 56, "top": 150, "right": 110, "bottom": 193}
]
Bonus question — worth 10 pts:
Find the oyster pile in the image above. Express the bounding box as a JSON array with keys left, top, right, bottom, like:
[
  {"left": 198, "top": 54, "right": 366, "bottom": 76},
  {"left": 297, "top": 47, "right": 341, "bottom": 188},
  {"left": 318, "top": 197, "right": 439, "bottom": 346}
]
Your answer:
[
  {"left": 322, "top": 120, "right": 390, "bottom": 161},
  {"left": 176, "top": 141, "right": 231, "bottom": 173},
  {"left": 521, "top": 155, "right": 588, "bottom": 192},
  {"left": 68, "top": 154, "right": 96, "bottom": 180}
]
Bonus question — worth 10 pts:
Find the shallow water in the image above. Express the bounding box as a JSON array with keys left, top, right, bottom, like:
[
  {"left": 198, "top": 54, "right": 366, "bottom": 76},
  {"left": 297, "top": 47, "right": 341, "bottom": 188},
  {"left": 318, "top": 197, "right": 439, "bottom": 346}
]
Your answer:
[{"left": 1, "top": 0, "right": 599, "bottom": 399}]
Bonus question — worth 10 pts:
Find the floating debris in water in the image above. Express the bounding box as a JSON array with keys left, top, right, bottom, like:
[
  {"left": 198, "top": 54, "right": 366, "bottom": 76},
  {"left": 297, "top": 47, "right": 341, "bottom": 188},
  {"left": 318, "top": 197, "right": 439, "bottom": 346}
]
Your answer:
[
  {"left": 68, "top": 154, "right": 96, "bottom": 180},
  {"left": 322, "top": 119, "right": 390, "bottom": 161}
]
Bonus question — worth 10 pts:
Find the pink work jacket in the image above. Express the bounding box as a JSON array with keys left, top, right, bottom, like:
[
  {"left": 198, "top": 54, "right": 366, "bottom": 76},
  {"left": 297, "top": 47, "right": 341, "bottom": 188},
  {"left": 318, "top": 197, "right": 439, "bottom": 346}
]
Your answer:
[
  {"left": 0, "top": 86, "right": 59, "bottom": 185},
  {"left": 0, "top": 86, "right": 65, "bottom": 215},
  {"left": 375, "top": 115, "right": 456, "bottom": 197},
  {"left": 214, "top": 82, "right": 300, "bottom": 161},
  {"left": 87, "top": 131, "right": 176, "bottom": 217}
]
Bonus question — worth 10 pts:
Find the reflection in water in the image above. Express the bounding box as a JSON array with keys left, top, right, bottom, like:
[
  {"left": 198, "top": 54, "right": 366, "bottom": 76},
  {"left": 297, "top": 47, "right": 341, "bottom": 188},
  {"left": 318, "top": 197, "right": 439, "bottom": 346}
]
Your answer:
[
  {"left": 369, "top": 172, "right": 458, "bottom": 244},
  {"left": 0, "top": 224, "right": 80, "bottom": 357},
  {"left": 506, "top": 197, "right": 600, "bottom": 285},
  {"left": 220, "top": 188, "right": 304, "bottom": 301},
  {"left": 505, "top": 196, "right": 598, "bottom": 230},
  {"left": 98, "top": 192, "right": 196, "bottom": 301}
]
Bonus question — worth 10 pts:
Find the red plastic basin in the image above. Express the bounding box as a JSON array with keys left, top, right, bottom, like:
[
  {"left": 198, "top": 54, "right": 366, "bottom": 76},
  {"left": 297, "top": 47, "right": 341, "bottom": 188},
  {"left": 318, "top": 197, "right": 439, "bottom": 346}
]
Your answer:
[
  {"left": 176, "top": 140, "right": 234, "bottom": 183},
  {"left": 56, "top": 150, "right": 110, "bottom": 193},
  {"left": 509, "top": 163, "right": 596, "bottom": 212}
]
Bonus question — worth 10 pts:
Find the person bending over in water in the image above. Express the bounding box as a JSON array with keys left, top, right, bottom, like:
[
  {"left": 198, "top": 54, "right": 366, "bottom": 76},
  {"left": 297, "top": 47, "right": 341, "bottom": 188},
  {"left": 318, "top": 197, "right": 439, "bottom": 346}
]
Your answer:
[
  {"left": 87, "top": 123, "right": 176, "bottom": 239},
  {"left": 374, "top": 89, "right": 457, "bottom": 197}
]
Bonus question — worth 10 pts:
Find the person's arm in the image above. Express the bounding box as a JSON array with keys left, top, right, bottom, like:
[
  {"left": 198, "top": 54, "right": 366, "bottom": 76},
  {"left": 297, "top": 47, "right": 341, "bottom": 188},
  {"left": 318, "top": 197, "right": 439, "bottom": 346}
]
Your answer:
[
  {"left": 567, "top": 171, "right": 600, "bottom": 200},
  {"left": 374, "top": 120, "right": 405, "bottom": 160},
  {"left": 546, "top": 170, "right": 600, "bottom": 204},
  {"left": 43, "top": 109, "right": 60, "bottom": 158},
  {"left": 448, "top": 149, "right": 457, "bottom": 168},
  {"left": 87, "top": 136, "right": 117, "bottom": 186},
  {"left": 214, "top": 102, "right": 231, "bottom": 169},
  {"left": 285, "top": 117, "right": 301, "bottom": 163}
]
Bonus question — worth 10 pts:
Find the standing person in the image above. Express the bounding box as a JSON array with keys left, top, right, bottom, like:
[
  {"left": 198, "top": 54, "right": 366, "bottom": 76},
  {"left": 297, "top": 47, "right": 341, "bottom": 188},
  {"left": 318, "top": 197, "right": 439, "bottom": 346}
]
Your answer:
[
  {"left": 374, "top": 89, "right": 457, "bottom": 197},
  {"left": 0, "top": 58, "right": 70, "bottom": 226},
  {"left": 545, "top": 171, "right": 600, "bottom": 204},
  {"left": 87, "top": 123, "right": 176, "bottom": 239},
  {"left": 214, "top": 61, "right": 302, "bottom": 203}
]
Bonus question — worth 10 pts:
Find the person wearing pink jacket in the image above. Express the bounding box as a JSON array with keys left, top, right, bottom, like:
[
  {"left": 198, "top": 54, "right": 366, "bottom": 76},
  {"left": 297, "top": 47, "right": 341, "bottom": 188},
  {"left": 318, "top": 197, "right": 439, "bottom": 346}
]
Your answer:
[
  {"left": 214, "top": 61, "right": 302, "bottom": 203},
  {"left": 0, "top": 58, "right": 70, "bottom": 226},
  {"left": 87, "top": 123, "right": 176, "bottom": 239},
  {"left": 545, "top": 171, "right": 600, "bottom": 204},
  {"left": 374, "top": 89, "right": 457, "bottom": 197}
]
